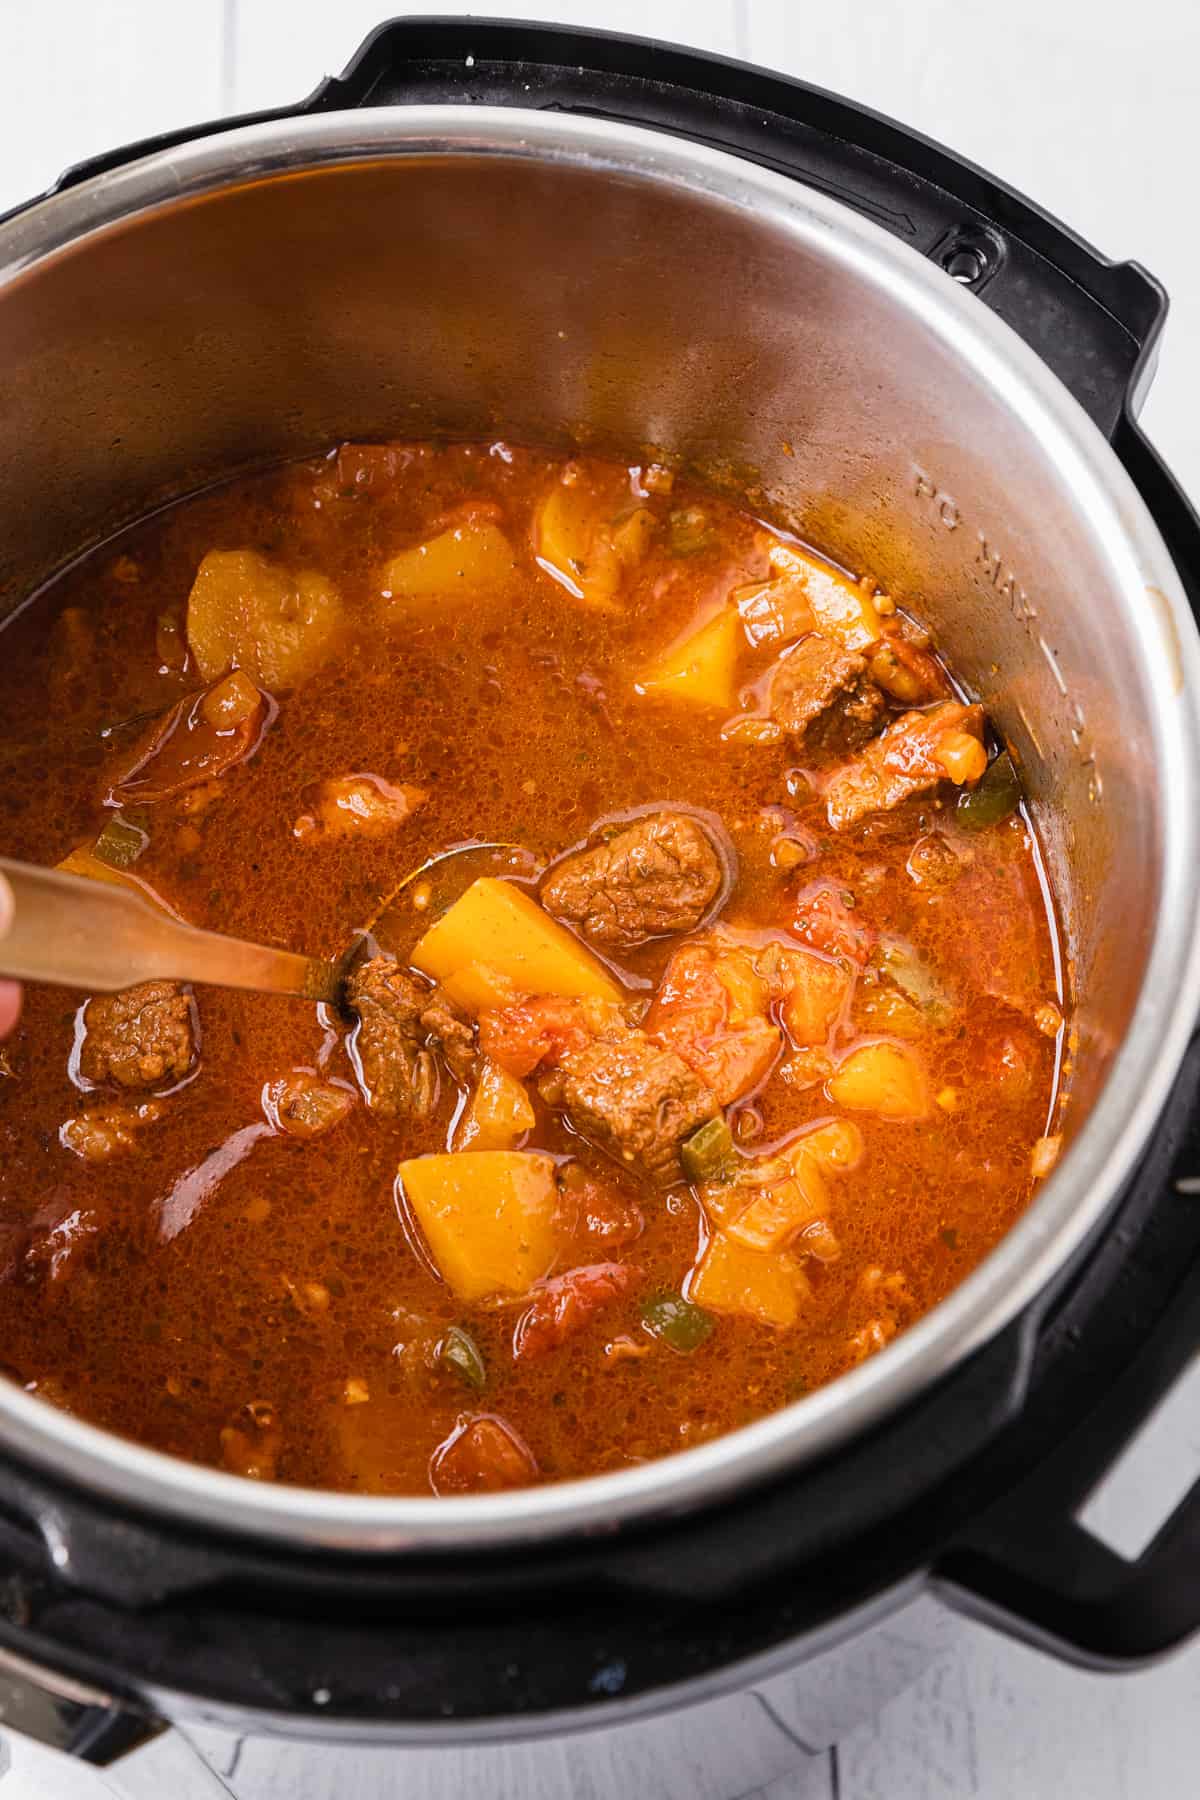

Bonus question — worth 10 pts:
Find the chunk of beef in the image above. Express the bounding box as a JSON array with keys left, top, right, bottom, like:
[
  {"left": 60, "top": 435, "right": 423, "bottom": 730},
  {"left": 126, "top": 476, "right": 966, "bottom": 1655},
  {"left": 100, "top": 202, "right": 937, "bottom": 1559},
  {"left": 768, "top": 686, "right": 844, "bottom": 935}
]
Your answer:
[
  {"left": 347, "top": 958, "right": 437, "bottom": 1118},
  {"left": 264, "top": 1074, "right": 355, "bottom": 1139},
  {"left": 558, "top": 1027, "right": 718, "bottom": 1180},
  {"left": 79, "top": 982, "right": 196, "bottom": 1090},
  {"left": 61, "top": 1099, "right": 163, "bottom": 1161},
  {"left": 541, "top": 811, "right": 725, "bottom": 950},
  {"left": 769, "top": 633, "right": 887, "bottom": 754},
  {"left": 825, "top": 702, "right": 985, "bottom": 832},
  {"left": 347, "top": 957, "right": 477, "bottom": 1116},
  {"left": 419, "top": 989, "right": 477, "bottom": 1084}
]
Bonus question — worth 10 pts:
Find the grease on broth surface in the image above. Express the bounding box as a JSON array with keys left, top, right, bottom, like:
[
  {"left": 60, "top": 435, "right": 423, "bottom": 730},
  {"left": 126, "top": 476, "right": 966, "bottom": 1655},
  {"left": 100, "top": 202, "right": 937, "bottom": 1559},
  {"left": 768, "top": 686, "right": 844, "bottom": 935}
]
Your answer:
[{"left": 0, "top": 442, "right": 1061, "bottom": 1494}]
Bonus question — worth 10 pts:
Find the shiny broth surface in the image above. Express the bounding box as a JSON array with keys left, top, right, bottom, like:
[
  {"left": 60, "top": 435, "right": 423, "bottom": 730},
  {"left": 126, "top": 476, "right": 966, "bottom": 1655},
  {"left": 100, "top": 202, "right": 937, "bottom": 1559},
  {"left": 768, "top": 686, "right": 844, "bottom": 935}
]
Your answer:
[{"left": 0, "top": 443, "right": 1061, "bottom": 1494}]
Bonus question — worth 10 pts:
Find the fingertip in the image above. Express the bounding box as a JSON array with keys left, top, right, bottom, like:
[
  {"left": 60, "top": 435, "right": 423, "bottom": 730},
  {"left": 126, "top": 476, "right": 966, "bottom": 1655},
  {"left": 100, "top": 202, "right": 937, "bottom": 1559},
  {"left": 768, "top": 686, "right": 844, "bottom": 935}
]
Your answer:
[{"left": 0, "top": 981, "right": 21, "bottom": 1038}]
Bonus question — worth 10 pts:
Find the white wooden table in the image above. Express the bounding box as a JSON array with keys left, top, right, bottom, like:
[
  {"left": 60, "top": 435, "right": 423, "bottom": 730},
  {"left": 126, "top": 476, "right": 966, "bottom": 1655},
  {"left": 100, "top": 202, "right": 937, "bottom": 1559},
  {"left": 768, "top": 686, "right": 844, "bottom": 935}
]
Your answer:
[{"left": 3, "top": 2, "right": 1200, "bottom": 1795}]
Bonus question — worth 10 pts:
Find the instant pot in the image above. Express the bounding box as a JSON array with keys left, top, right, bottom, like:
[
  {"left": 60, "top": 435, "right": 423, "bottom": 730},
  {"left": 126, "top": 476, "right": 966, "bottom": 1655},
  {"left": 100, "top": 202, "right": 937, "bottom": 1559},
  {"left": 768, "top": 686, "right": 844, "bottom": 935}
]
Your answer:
[{"left": 2, "top": 17, "right": 1200, "bottom": 1785}]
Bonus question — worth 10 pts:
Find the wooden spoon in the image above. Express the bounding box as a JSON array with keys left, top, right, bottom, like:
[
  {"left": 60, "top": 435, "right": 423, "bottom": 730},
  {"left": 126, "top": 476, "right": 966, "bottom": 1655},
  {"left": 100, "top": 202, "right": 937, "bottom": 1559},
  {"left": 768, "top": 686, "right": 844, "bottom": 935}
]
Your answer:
[{"left": 0, "top": 858, "right": 341, "bottom": 1003}]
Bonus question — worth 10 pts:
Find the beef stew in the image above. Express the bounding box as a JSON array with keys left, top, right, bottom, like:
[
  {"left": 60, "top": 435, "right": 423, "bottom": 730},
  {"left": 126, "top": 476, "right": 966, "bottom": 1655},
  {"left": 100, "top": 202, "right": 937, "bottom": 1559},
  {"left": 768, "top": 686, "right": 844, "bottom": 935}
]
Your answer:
[{"left": 0, "top": 443, "right": 1062, "bottom": 1495}]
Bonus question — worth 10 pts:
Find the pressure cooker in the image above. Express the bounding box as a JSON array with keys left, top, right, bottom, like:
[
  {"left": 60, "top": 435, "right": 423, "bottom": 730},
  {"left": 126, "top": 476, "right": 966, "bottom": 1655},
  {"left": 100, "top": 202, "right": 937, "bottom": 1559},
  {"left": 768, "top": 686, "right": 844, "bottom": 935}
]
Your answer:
[{"left": 0, "top": 17, "right": 1198, "bottom": 1775}]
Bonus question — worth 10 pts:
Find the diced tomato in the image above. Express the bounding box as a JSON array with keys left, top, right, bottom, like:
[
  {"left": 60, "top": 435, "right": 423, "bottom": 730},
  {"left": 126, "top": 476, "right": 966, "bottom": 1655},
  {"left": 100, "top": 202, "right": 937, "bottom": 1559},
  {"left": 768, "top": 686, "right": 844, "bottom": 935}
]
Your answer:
[
  {"left": 513, "top": 1263, "right": 636, "bottom": 1361},
  {"left": 645, "top": 940, "right": 780, "bottom": 1105},
  {"left": 650, "top": 944, "right": 727, "bottom": 1037},
  {"left": 790, "top": 882, "right": 876, "bottom": 967},
  {"left": 758, "top": 942, "right": 851, "bottom": 1046},
  {"left": 106, "top": 672, "right": 267, "bottom": 806},
  {"left": 429, "top": 1413, "right": 538, "bottom": 1494},
  {"left": 478, "top": 996, "right": 616, "bottom": 1078},
  {"left": 556, "top": 1165, "right": 645, "bottom": 1252},
  {"left": 690, "top": 1017, "right": 778, "bottom": 1105}
]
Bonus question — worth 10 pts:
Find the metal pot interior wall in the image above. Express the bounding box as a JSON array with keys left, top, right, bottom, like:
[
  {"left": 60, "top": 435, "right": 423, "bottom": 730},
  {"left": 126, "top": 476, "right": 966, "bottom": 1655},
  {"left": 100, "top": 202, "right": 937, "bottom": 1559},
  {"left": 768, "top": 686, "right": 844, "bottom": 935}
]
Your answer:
[{"left": 0, "top": 148, "right": 1153, "bottom": 1120}]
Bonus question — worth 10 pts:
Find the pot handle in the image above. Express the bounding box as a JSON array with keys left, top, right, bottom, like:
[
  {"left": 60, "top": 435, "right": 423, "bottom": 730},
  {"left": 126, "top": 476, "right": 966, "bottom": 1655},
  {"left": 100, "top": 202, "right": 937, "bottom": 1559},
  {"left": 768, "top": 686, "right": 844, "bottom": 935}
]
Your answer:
[
  {"left": 934, "top": 1031, "right": 1200, "bottom": 1664},
  {"left": 0, "top": 1651, "right": 240, "bottom": 1793},
  {"left": 1114, "top": 416, "right": 1200, "bottom": 608},
  {"left": 0, "top": 1641, "right": 167, "bottom": 1768},
  {"left": 30, "top": 18, "right": 1168, "bottom": 445},
  {"left": 937, "top": 1279, "right": 1200, "bottom": 1664}
]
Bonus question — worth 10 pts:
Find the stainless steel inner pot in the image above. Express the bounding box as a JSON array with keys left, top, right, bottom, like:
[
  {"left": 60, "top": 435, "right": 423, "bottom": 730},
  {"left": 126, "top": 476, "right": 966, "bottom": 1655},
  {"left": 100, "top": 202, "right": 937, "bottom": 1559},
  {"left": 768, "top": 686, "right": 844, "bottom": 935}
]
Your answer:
[{"left": 0, "top": 108, "right": 1197, "bottom": 1552}]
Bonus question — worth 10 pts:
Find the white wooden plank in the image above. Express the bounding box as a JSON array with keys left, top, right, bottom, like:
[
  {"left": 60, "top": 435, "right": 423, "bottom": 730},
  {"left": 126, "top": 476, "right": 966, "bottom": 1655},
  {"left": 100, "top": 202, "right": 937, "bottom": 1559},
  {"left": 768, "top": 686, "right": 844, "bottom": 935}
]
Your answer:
[
  {"left": 181, "top": 1687, "right": 834, "bottom": 1800},
  {"left": 229, "top": 0, "right": 740, "bottom": 117},
  {"left": 836, "top": 1607, "right": 1200, "bottom": 1800},
  {"left": 0, "top": 0, "right": 224, "bottom": 218},
  {"left": 743, "top": 0, "right": 1200, "bottom": 504},
  {"left": 748, "top": 1594, "right": 959, "bottom": 1755},
  {"left": 0, "top": 1718, "right": 243, "bottom": 1800},
  {"left": 0, "top": 1729, "right": 126, "bottom": 1799}
]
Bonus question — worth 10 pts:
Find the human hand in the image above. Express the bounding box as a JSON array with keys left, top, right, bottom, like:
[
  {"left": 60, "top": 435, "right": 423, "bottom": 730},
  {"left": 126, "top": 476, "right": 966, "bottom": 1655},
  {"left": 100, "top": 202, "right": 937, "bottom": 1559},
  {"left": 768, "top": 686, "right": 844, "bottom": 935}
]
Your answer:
[{"left": 0, "top": 873, "right": 21, "bottom": 1036}]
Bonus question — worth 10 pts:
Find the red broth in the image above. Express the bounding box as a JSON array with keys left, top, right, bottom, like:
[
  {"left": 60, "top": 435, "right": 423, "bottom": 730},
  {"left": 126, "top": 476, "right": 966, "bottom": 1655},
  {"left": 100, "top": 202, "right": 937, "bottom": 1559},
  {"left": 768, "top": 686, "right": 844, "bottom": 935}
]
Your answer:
[{"left": 0, "top": 443, "right": 1061, "bottom": 1494}]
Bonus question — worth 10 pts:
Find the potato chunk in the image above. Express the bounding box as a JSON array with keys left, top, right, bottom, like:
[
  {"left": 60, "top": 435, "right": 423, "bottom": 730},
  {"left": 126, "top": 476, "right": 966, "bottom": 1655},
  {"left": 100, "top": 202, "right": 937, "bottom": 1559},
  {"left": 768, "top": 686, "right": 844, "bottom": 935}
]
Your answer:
[
  {"left": 412, "top": 878, "right": 621, "bottom": 1015},
  {"left": 703, "top": 1119, "right": 855, "bottom": 1262},
  {"left": 398, "top": 1151, "right": 559, "bottom": 1301},
  {"left": 381, "top": 515, "right": 516, "bottom": 611},
  {"left": 454, "top": 1058, "right": 536, "bottom": 1151},
  {"left": 533, "top": 463, "right": 653, "bottom": 608},
  {"left": 796, "top": 1118, "right": 864, "bottom": 1173},
  {"left": 186, "top": 549, "right": 345, "bottom": 688},
  {"left": 828, "top": 1041, "right": 929, "bottom": 1120},
  {"left": 689, "top": 1232, "right": 809, "bottom": 1328},
  {"left": 725, "top": 1160, "right": 830, "bottom": 1253},
  {"left": 636, "top": 607, "right": 741, "bottom": 710}
]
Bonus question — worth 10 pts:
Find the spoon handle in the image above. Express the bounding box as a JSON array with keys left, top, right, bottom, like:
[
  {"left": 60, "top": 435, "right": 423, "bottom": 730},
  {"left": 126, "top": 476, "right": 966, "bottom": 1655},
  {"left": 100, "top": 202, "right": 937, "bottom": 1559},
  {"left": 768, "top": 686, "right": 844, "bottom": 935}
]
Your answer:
[{"left": 0, "top": 858, "right": 339, "bottom": 1003}]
